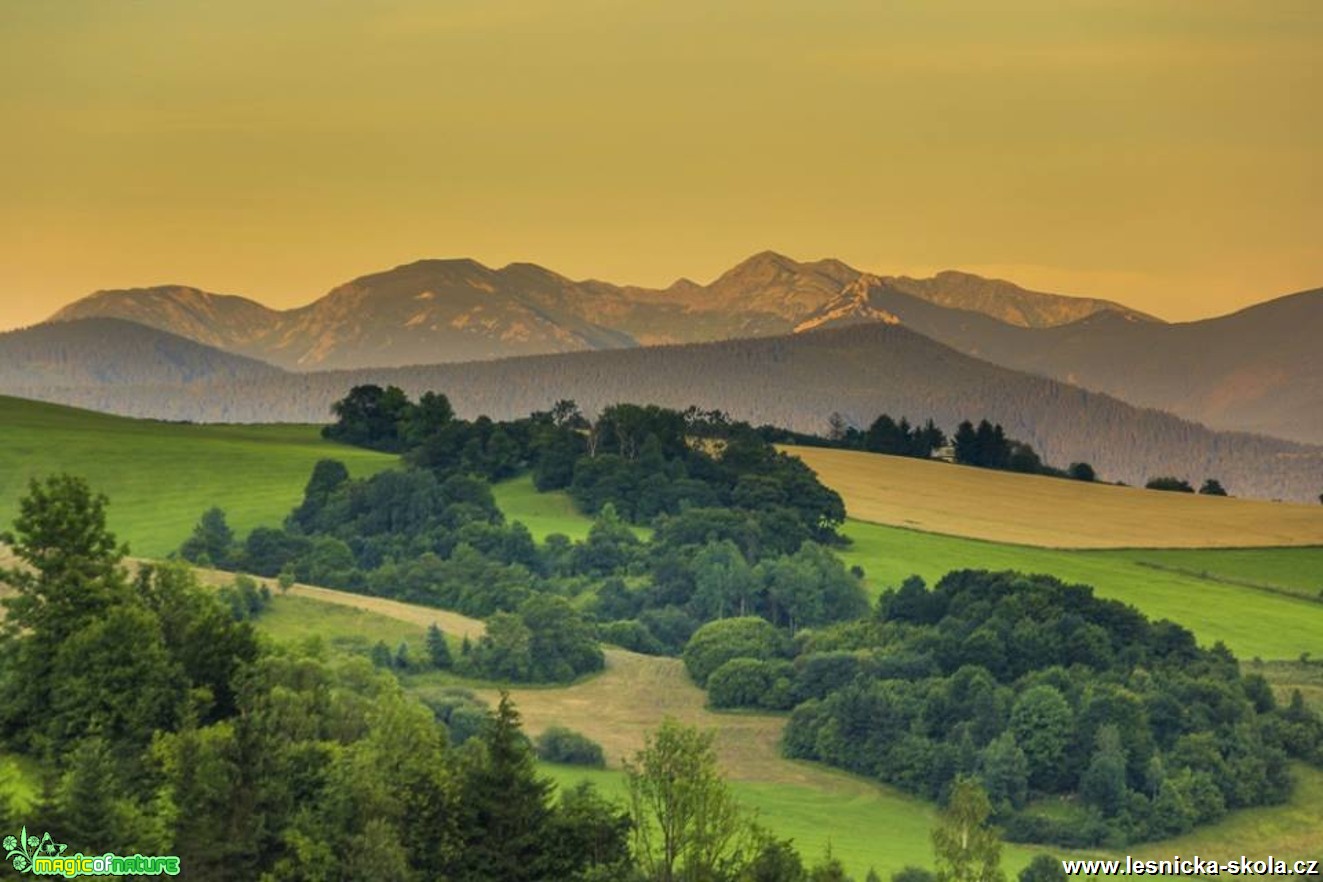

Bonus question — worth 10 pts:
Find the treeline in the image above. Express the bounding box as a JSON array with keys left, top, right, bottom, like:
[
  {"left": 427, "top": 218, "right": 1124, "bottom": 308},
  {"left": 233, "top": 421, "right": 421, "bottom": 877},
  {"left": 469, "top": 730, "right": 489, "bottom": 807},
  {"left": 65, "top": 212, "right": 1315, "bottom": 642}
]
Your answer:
[
  {"left": 0, "top": 475, "right": 874, "bottom": 881},
  {"left": 686, "top": 569, "right": 1323, "bottom": 847},
  {"left": 762, "top": 413, "right": 1097, "bottom": 480},
  {"left": 1145, "top": 476, "right": 1230, "bottom": 496}
]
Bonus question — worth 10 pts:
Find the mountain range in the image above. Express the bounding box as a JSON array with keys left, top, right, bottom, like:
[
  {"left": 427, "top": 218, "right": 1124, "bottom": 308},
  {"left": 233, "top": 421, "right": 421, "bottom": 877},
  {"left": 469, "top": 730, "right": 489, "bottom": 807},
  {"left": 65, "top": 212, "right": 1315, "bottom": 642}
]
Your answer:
[
  {"left": 3, "top": 317, "right": 1320, "bottom": 504},
  {"left": 44, "top": 252, "right": 1323, "bottom": 445},
  {"left": 48, "top": 252, "right": 1148, "bottom": 368},
  {"left": 6, "top": 251, "right": 1320, "bottom": 502}
]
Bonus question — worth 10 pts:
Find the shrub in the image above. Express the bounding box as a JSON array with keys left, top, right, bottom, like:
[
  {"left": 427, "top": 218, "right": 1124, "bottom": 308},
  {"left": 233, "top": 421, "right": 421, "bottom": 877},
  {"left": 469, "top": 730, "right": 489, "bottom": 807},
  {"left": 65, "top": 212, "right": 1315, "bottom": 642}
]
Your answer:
[
  {"left": 682, "top": 617, "right": 788, "bottom": 686},
  {"left": 1145, "top": 476, "right": 1194, "bottom": 493},
  {"left": 707, "top": 658, "right": 795, "bottom": 710},
  {"left": 535, "top": 726, "right": 606, "bottom": 767},
  {"left": 422, "top": 688, "right": 489, "bottom": 746},
  {"left": 598, "top": 620, "right": 665, "bottom": 655}
]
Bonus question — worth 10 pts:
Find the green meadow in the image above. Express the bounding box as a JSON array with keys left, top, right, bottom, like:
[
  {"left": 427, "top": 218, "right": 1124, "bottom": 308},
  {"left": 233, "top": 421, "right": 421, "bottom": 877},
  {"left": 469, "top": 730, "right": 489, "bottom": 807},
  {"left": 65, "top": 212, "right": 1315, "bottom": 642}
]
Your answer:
[
  {"left": 541, "top": 761, "right": 1323, "bottom": 880},
  {"left": 539, "top": 763, "right": 1047, "bottom": 880},
  {"left": 493, "top": 474, "right": 651, "bottom": 542},
  {"left": 4, "top": 396, "right": 1323, "bottom": 872},
  {"left": 490, "top": 474, "right": 1323, "bottom": 662},
  {"left": 836, "top": 520, "right": 1323, "bottom": 661},
  {"left": 0, "top": 396, "right": 395, "bottom": 558}
]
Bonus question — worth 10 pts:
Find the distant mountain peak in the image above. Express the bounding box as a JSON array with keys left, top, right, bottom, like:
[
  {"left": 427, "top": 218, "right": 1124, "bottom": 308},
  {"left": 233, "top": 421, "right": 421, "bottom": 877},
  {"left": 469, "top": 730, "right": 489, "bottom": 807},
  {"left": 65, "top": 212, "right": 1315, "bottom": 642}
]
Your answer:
[
  {"left": 881, "top": 270, "right": 1159, "bottom": 327},
  {"left": 793, "top": 275, "right": 902, "bottom": 333},
  {"left": 46, "top": 251, "right": 1171, "bottom": 372}
]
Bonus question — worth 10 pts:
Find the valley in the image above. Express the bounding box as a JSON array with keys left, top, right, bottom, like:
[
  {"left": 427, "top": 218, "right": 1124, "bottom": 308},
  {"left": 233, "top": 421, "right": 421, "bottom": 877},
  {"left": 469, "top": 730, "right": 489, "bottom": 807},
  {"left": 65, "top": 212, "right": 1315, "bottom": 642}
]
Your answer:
[{"left": 2, "top": 396, "right": 1322, "bottom": 879}]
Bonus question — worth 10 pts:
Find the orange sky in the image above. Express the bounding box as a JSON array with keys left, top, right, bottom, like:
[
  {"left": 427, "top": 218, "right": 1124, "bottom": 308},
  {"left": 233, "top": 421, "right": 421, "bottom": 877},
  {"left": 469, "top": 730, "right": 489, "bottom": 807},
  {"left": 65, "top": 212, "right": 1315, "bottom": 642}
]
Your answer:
[{"left": 2, "top": 1, "right": 1320, "bottom": 330}]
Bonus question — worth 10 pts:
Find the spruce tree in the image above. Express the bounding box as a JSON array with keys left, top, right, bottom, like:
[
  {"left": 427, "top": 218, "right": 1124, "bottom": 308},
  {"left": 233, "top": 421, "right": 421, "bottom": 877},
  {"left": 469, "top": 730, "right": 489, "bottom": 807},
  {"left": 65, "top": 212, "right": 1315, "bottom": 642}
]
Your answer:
[
  {"left": 454, "top": 693, "right": 554, "bottom": 882},
  {"left": 427, "top": 623, "right": 453, "bottom": 670}
]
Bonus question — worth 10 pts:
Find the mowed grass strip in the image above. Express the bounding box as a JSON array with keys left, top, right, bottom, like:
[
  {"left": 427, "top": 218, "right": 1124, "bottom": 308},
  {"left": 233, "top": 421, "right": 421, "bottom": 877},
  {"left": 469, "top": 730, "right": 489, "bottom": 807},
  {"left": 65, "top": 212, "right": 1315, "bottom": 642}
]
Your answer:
[
  {"left": 783, "top": 445, "right": 1323, "bottom": 549},
  {"left": 0, "top": 396, "right": 396, "bottom": 558}
]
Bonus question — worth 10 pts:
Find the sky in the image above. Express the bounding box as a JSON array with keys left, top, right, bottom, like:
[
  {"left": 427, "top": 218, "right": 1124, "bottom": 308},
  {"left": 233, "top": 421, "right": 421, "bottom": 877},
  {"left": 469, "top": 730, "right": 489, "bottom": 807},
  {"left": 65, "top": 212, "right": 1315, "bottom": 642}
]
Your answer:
[{"left": 1, "top": 0, "right": 1320, "bottom": 329}]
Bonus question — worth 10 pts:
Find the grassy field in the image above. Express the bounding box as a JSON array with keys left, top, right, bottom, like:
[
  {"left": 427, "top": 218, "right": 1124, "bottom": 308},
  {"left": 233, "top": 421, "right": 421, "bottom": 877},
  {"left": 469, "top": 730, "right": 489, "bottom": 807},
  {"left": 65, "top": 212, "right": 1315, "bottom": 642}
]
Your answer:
[
  {"left": 247, "top": 578, "right": 1323, "bottom": 879},
  {"left": 247, "top": 578, "right": 1061, "bottom": 878},
  {"left": 493, "top": 474, "right": 650, "bottom": 542},
  {"left": 784, "top": 445, "right": 1323, "bottom": 549},
  {"left": 837, "top": 520, "right": 1323, "bottom": 661},
  {"left": 541, "top": 764, "right": 1044, "bottom": 880},
  {"left": 491, "top": 475, "right": 1323, "bottom": 662},
  {"left": 0, "top": 396, "right": 395, "bottom": 558},
  {"left": 4, "top": 400, "right": 1322, "bottom": 871}
]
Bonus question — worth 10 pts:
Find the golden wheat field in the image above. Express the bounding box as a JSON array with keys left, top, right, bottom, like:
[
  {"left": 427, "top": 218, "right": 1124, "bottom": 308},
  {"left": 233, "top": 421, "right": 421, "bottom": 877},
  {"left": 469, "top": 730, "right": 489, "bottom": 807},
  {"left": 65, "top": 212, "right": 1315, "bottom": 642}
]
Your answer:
[{"left": 782, "top": 446, "right": 1323, "bottom": 549}]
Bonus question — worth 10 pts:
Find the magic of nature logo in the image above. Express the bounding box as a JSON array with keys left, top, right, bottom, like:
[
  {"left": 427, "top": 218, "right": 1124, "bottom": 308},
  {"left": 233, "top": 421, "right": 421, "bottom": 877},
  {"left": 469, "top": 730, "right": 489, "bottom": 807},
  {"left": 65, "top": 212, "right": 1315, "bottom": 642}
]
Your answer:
[{"left": 4, "top": 826, "right": 180, "bottom": 877}]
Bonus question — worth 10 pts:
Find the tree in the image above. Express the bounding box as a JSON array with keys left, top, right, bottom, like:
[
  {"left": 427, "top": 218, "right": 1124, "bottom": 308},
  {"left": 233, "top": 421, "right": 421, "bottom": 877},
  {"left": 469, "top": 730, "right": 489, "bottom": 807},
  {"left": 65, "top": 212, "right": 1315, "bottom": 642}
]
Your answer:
[
  {"left": 1009, "top": 686, "right": 1073, "bottom": 792},
  {"left": 179, "top": 507, "right": 237, "bottom": 568},
  {"left": 625, "top": 719, "right": 753, "bottom": 882},
  {"left": 691, "top": 540, "right": 758, "bottom": 620},
  {"left": 468, "top": 613, "right": 534, "bottom": 681},
  {"left": 0, "top": 474, "right": 131, "bottom": 643},
  {"left": 55, "top": 736, "right": 162, "bottom": 854},
  {"left": 427, "top": 623, "right": 454, "bottom": 670},
  {"left": 323, "top": 384, "right": 411, "bottom": 451},
  {"left": 288, "top": 459, "right": 350, "bottom": 531},
  {"left": 827, "top": 412, "right": 848, "bottom": 442},
  {"left": 1079, "top": 725, "right": 1128, "bottom": 816},
  {"left": 534, "top": 727, "right": 605, "bottom": 768},
  {"left": 455, "top": 693, "right": 555, "bottom": 882},
  {"left": 682, "top": 617, "right": 787, "bottom": 687},
  {"left": 952, "top": 421, "right": 978, "bottom": 466},
  {"left": 978, "top": 732, "right": 1028, "bottom": 811},
  {"left": 932, "top": 777, "right": 1004, "bottom": 882},
  {"left": 0, "top": 475, "right": 139, "bottom": 748},
  {"left": 1067, "top": 462, "right": 1096, "bottom": 482},
  {"left": 1198, "top": 478, "right": 1228, "bottom": 497}
]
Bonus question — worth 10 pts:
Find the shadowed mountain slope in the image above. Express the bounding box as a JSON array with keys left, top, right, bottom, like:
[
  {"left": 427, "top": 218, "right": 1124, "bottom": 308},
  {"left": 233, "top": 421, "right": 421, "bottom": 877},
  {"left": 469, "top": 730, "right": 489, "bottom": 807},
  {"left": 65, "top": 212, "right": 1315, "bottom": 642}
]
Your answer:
[{"left": 7, "top": 321, "right": 1319, "bottom": 504}]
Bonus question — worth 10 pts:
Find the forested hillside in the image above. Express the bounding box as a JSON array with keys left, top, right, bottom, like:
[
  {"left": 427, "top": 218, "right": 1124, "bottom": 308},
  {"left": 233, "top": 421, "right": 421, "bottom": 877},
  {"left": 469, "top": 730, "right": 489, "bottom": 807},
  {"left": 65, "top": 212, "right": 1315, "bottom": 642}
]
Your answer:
[
  {"left": 0, "top": 318, "right": 284, "bottom": 387},
  {"left": 815, "top": 284, "right": 1323, "bottom": 446},
  {"left": 12, "top": 323, "right": 1320, "bottom": 503}
]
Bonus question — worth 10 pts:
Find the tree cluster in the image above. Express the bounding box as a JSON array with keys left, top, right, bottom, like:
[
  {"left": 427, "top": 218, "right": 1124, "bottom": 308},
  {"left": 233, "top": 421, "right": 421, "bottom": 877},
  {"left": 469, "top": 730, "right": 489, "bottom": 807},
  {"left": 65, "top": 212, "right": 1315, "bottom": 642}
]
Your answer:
[
  {"left": 180, "top": 389, "right": 865, "bottom": 679},
  {"left": 321, "top": 388, "right": 847, "bottom": 543},
  {"left": 753, "top": 570, "right": 1323, "bottom": 847},
  {"left": 0, "top": 476, "right": 673, "bottom": 881},
  {"left": 1144, "top": 476, "right": 1230, "bottom": 496},
  {"left": 0, "top": 475, "right": 895, "bottom": 880}
]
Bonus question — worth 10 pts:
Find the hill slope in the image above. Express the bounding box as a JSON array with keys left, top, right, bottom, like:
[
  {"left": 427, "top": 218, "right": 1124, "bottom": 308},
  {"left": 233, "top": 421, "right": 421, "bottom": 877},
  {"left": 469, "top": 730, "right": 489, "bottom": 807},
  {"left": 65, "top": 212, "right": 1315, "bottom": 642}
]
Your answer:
[
  {"left": 816, "top": 283, "right": 1323, "bottom": 445},
  {"left": 0, "top": 396, "right": 394, "bottom": 557},
  {"left": 0, "top": 317, "right": 285, "bottom": 387},
  {"left": 15, "top": 322, "right": 1319, "bottom": 503},
  {"left": 785, "top": 446, "right": 1323, "bottom": 548}
]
